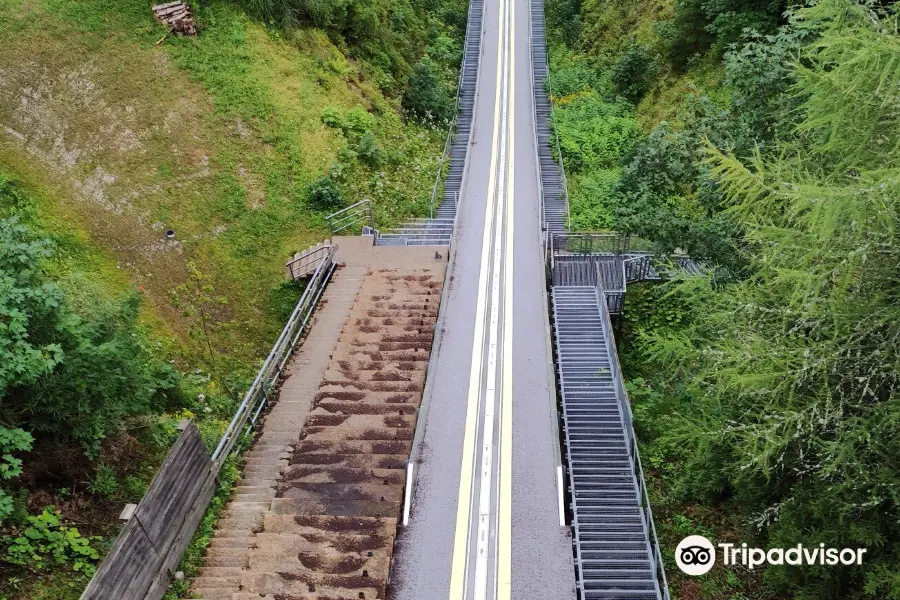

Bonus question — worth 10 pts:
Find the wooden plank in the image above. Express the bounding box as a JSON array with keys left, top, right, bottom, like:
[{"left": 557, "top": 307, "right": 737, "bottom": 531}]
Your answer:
[
  {"left": 151, "top": 1, "right": 182, "bottom": 11},
  {"left": 144, "top": 469, "right": 218, "bottom": 600},
  {"left": 80, "top": 423, "right": 215, "bottom": 600},
  {"left": 81, "top": 519, "right": 163, "bottom": 599},
  {"left": 135, "top": 425, "right": 211, "bottom": 552}
]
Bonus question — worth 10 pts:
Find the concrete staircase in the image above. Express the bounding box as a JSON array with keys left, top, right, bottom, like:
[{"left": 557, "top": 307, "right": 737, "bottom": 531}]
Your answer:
[
  {"left": 285, "top": 240, "right": 333, "bottom": 280},
  {"left": 189, "top": 260, "right": 444, "bottom": 600},
  {"left": 190, "top": 265, "right": 366, "bottom": 600},
  {"left": 235, "top": 267, "right": 442, "bottom": 600}
]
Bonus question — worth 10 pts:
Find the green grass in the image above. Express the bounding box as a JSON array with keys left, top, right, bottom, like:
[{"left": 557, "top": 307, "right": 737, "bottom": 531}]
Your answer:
[
  {"left": 0, "top": 2, "right": 450, "bottom": 595},
  {"left": 0, "top": 0, "right": 444, "bottom": 367}
]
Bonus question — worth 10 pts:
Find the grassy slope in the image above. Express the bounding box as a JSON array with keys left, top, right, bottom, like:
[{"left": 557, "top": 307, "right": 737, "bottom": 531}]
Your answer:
[
  {"left": 0, "top": 1, "right": 448, "bottom": 597},
  {"left": 0, "top": 0, "right": 443, "bottom": 367}
]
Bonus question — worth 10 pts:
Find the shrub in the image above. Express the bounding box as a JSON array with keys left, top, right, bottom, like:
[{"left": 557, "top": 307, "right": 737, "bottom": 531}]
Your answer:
[
  {"left": 611, "top": 42, "right": 659, "bottom": 103},
  {"left": 569, "top": 169, "right": 619, "bottom": 231},
  {"left": 0, "top": 428, "right": 33, "bottom": 524},
  {"left": 552, "top": 92, "right": 639, "bottom": 173},
  {"left": 2, "top": 508, "right": 101, "bottom": 576},
  {"left": 0, "top": 216, "right": 181, "bottom": 458},
  {"left": 356, "top": 131, "right": 385, "bottom": 166},
  {"left": 548, "top": 54, "right": 608, "bottom": 97},
  {"left": 306, "top": 174, "right": 344, "bottom": 209},
  {"left": 546, "top": 0, "right": 582, "bottom": 45},
  {"left": 402, "top": 60, "right": 454, "bottom": 123},
  {"left": 88, "top": 464, "right": 119, "bottom": 499},
  {"left": 662, "top": 0, "right": 787, "bottom": 69}
]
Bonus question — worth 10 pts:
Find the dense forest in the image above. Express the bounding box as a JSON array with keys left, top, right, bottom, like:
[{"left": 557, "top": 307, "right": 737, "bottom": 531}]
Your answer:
[
  {"left": 545, "top": 0, "right": 899, "bottom": 598},
  {"left": 0, "top": 0, "right": 465, "bottom": 596}
]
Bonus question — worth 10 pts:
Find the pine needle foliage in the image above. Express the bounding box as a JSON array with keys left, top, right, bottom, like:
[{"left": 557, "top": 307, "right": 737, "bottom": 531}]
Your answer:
[{"left": 642, "top": 2, "right": 900, "bottom": 597}]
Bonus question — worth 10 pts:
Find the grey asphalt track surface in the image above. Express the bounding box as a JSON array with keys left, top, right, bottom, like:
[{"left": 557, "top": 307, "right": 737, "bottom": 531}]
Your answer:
[{"left": 390, "top": 0, "right": 576, "bottom": 596}]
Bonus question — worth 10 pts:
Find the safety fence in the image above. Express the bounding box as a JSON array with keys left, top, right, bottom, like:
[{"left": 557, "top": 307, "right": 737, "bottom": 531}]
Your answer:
[{"left": 325, "top": 200, "right": 375, "bottom": 236}]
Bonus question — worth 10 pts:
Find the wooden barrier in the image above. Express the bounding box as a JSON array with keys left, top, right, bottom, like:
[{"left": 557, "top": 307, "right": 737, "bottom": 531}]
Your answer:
[{"left": 81, "top": 423, "right": 217, "bottom": 600}]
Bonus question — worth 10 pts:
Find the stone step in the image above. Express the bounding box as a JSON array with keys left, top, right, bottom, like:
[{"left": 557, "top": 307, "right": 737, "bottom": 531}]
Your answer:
[
  {"left": 240, "top": 570, "right": 384, "bottom": 598},
  {"left": 240, "top": 467, "right": 286, "bottom": 478},
  {"left": 242, "top": 457, "right": 289, "bottom": 466},
  {"left": 204, "top": 545, "right": 254, "bottom": 557},
  {"left": 216, "top": 515, "right": 264, "bottom": 530},
  {"left": 212, "top": 528, "right": 257, "bottom": 538},
  {"left": 208, "top": 535, "right": 257, "bottom": 548},
  {"left": 238, "top": 477, "right": 279, "bottom": 487},
  {"left": 203, "top": 554, "right": 249, "bottom": 568},
  {"left": 234, "top": 485, "right": 276, "bottom": 494},
  {"left": 191, "top": 575, "right": 240, "bottom": 588},
  {"left": 229, "top": 493, "right": 275, "bottom": 503},
  {"left": 190, "top": 587, "right": 235, "bottom": 600}
]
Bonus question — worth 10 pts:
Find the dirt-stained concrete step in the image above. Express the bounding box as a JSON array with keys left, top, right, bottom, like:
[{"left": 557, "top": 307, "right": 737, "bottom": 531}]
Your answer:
[
  {"left": 294, "top": 439, "right": 411, "bottom": 455},
  {"left": 280, "top": 465, "right": 404, "bottom": 485},
  {"left": 269, "top": 497, "right": 400, "bottom": 519},
  {"left": 277, "top": 482, "right": 405, "bottom": 503},
  {"left": 240, "top": 570, "right": 384, "bottom": 600},
  {"left": 287, "top": 453, "right": 407, "bottom": 469},
  {"left": 194, "top": 258, "right": 444, "bottom": 600}
]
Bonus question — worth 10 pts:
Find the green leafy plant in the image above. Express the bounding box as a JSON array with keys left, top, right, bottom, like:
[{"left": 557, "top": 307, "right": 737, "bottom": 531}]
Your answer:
[
  {"left": 403, "top": 60, "right": 455, "bottom": 123},
  {"left": 611, "top": 42, "right": 658, "bottom": 102},
  {"left": 306, "top": 174, "right": 344, "bottom": 210},
  {"left": 356, "top": 131, "right": 385, "bottom": 166},
  {"left": 1, "top": 214, "right": 182, "bottom": 457},
  {"left": 0, "top": 427, "right": 33, "bottom": 523},
  {"left": 88, "top": 463, "right": 119, "bottom": 499},
  {"left": 2, "top": 508, "right": 101, "bottom": 576}
]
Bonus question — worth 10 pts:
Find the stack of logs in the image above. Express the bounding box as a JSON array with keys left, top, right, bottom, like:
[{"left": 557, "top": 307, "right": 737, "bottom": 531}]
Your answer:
[{"left": 151, "top": 2, "right": 197, "bottom": 36}]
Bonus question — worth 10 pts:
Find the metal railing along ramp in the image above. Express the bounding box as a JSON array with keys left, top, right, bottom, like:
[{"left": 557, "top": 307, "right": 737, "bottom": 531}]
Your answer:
[
  {"left": 375, "top": 0, "right": 483, "bottom": 246},
  {"left": 551, "top": 282, "right": 669, "bottom": 600},
  {"left": 531, "top": 0, "right": 570, "bottom": 233}
]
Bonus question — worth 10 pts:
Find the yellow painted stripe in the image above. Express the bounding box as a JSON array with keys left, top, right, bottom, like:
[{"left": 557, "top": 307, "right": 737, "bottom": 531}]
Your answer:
[{"left": 447, "top": 0, "right": 506, "bottom": 592}]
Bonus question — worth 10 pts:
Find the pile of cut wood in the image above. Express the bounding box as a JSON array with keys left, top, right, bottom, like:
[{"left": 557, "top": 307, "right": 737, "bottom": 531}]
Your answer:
[{"left": 152, "top": 2, "right": 197, "bottom": 36}]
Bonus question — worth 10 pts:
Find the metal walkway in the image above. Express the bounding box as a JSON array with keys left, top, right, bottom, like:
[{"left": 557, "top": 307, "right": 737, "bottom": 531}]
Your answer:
[
  {"left": 376, "top": 0, "right": 483, "bottom": 246},
  {"left": 531, "top": 0, "right": 569, "bottom": 234},
  {"left": 551, "top": 285, "right": 668, "bottom": 600}
]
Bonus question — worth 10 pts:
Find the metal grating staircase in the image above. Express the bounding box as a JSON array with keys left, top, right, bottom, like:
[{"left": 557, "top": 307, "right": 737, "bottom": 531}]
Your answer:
[
  {"left": 531, "top": 0, "right": 569, "bottom": 234},
  {"left": 376, "top": 0, "right": 483, "bottom": 246},
  {"left": 551, "top": 286, "right": 669, "bottom": 600}
]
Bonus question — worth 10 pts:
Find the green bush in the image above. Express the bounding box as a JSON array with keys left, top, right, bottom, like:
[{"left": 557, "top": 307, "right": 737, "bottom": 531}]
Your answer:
[
  {"left": 546, "top": 0, "right": 582, "bottom": 45},
  {"left": 355, "top": 131, "right": 385, "bottom": 166},
  {"left": 2, "top": 508, "right": 101, "bottom": 576},
  {"left": 610, "top": 42, "right": 658, "bottom": 102},
  {"left": 0, "top": 214, "right": 182, "bottom": 458},
  {"left": 548, "top": 53, "right": 608, "bottom": 97},
  {"left": 569, "top": 169, "right": 619, "bottom": 231},
  {"left": 306, "top": 174, "right": 344, "bottom": 209},
  {"left": 88, "top": 464, "right": 119, "bottom": 499},
  {"left": 402, "top": 60, "right": 455, "bottom": 123},
  {"left": 552, "top": 92, "right": 638, "bottom": 173},
  {"left": 0, "top": 428, "right": 33, "bottom": 524},
  {"left": 662, "top": 0, "right": 786, "bottom": 70}
]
